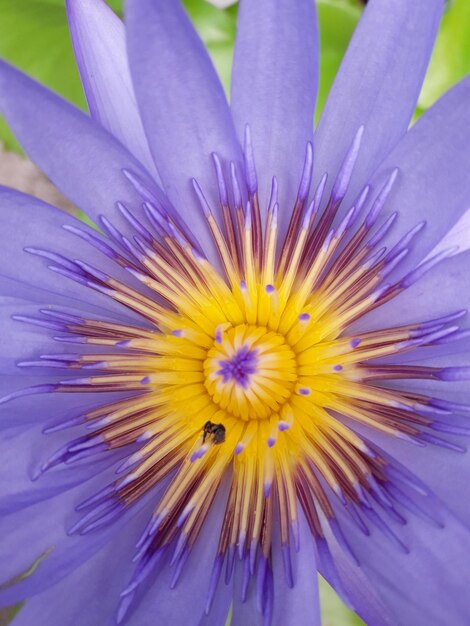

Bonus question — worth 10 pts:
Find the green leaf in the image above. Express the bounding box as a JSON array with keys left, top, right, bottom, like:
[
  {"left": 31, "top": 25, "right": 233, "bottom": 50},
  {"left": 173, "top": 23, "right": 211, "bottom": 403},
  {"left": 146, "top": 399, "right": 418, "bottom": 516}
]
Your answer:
[
  {"left": 0, "top": 0, "right": 240, "bottom": 153},
  {"left": 0, "top": 0, "right": 87, "bottom": 151},
  {"left": 319, "top": 576, "right": 365, "bottom": 626},
  {"left": 183, "top": 0, "right": 238, "bottom": 93},
  {"left": 185, "top": 0, "right": 362, "bottom": 116},
  {"left": 0, "top": 0, "right": 364, "bottom": 151},
  {"left": 316, "top": 0, "right": 361, "bottom": 124},
  {"left": 418, "top": 0, "right": 470, "bottom": 112},
  {"left": 104, "top": 0, "right": 123, "bottom": 12},
  {"left": 0, "top": 604, "right": 24, "bottom": 624}
]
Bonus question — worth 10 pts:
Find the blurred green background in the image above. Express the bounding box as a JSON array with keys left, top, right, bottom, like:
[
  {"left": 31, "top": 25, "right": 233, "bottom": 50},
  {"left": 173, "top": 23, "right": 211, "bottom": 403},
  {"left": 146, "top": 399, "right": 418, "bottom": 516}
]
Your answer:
[
  {"left": 1, "top": 0, "right": 469, "bottom": 153},
  {"left": 0, "top": 0, "right": 469, "bottom": 624}
]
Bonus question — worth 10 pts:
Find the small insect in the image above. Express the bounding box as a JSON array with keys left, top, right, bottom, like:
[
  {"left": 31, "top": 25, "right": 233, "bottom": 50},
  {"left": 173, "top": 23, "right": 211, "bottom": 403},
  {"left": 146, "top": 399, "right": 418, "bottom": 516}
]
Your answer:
[{"left": 202, "top": 421, "right": 226, "bottom": 444}]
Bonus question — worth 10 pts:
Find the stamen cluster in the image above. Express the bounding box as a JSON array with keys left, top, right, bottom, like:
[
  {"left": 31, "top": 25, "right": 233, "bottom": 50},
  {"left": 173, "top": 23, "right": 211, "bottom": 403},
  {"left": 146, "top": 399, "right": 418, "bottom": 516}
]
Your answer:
[{"left": 10, "top": 126, "right": 467, "bottom": 622}]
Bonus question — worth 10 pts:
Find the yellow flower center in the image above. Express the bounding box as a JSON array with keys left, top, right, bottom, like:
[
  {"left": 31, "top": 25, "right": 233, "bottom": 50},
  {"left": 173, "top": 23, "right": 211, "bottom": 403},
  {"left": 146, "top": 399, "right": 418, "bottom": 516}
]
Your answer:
[
  {"left": 204, "top": 324, "right": 297, "bottom": 420},
  {"left": 21, "top": 129, "right": 462, "bottom": 623}
]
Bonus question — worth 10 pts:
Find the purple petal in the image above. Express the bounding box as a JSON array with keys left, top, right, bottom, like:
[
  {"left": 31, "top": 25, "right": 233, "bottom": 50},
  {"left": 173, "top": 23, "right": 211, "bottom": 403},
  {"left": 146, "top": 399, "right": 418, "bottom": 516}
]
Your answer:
[
  {"left": 365, "top": 76, "right": 470, "bottom": 270},
  {"left": 231, "top": 511, "right": 321, "bottom": 626},
  {"left": 0, "top": 187, "right": 146, "bottom": 324},
  {"left": 0, "top": 301, "right": 117, "bottom": 379},
  {"left": 198, "top": 574, "right": 233, "bottom": 626},
  {"left": 0, "top": 414, "right": 126, "bottom": 514},
  {"left": 429, "top": 209, "right": 470, "bottom": 256},
  {"left": 271, "top": 512, "right": 321, "bottom": 626},
  {"left": 320, "top": 532, "right": 394, "bottom": 626},
  {"left": 354, "top": 407, "right": 470, "bottom": 528},
  {"left": 0, "top": 468, "right": 115, "bottom": 603},
  {"left": 231, "top": 0, "right": 318, "bottom": 230},
  {"left": 126, "top": 0, "right": 242, "bottom": 265},
  {"left": 0, "top": 60, "right": 166, "bottom": 235},
  {"left": 348, "top": 249, "right": 470, "bottom": 528},
  {"left": 0, "top": 293, "right": 138, "bottom": 434},
  {"left": 315, "top": 0, "right": 443, "bottom": 201},
  {"left": 332, "top": 497, "right": 470, "bottom": 625},
  {"left": 7, "top": 497, "right": 153, "bottom": 625},
  {"left": 353, "top": 250, "right": 470, "bottom": 335},
  {"left": 349, "top": 352, "right": 470, "bottom": 532},
  {"left": 231, "top": 560, "right": 263, "bottom": 626},
  {"left": 0, "top": 474, "right": 169, "bottom": 607},
  {"left": 125, "top": 477, "right": 230, "bottom": 624},
  {"left": 66, "top": 0, "right": 158, "bottom": 178}
]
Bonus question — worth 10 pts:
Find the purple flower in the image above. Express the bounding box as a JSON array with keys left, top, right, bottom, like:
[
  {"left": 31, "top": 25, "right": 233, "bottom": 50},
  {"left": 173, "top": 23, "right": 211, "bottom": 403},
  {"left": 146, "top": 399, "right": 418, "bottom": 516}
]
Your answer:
[{"left": 0, "top": 0, "right": 469, "bottom": 624}]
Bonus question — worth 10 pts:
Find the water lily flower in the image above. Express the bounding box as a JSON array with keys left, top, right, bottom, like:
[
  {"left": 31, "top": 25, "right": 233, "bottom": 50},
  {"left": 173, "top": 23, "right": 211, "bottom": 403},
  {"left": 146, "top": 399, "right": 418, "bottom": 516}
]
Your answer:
[{"left": 1, "top": 0, "right": 470, "bottom": 624}]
